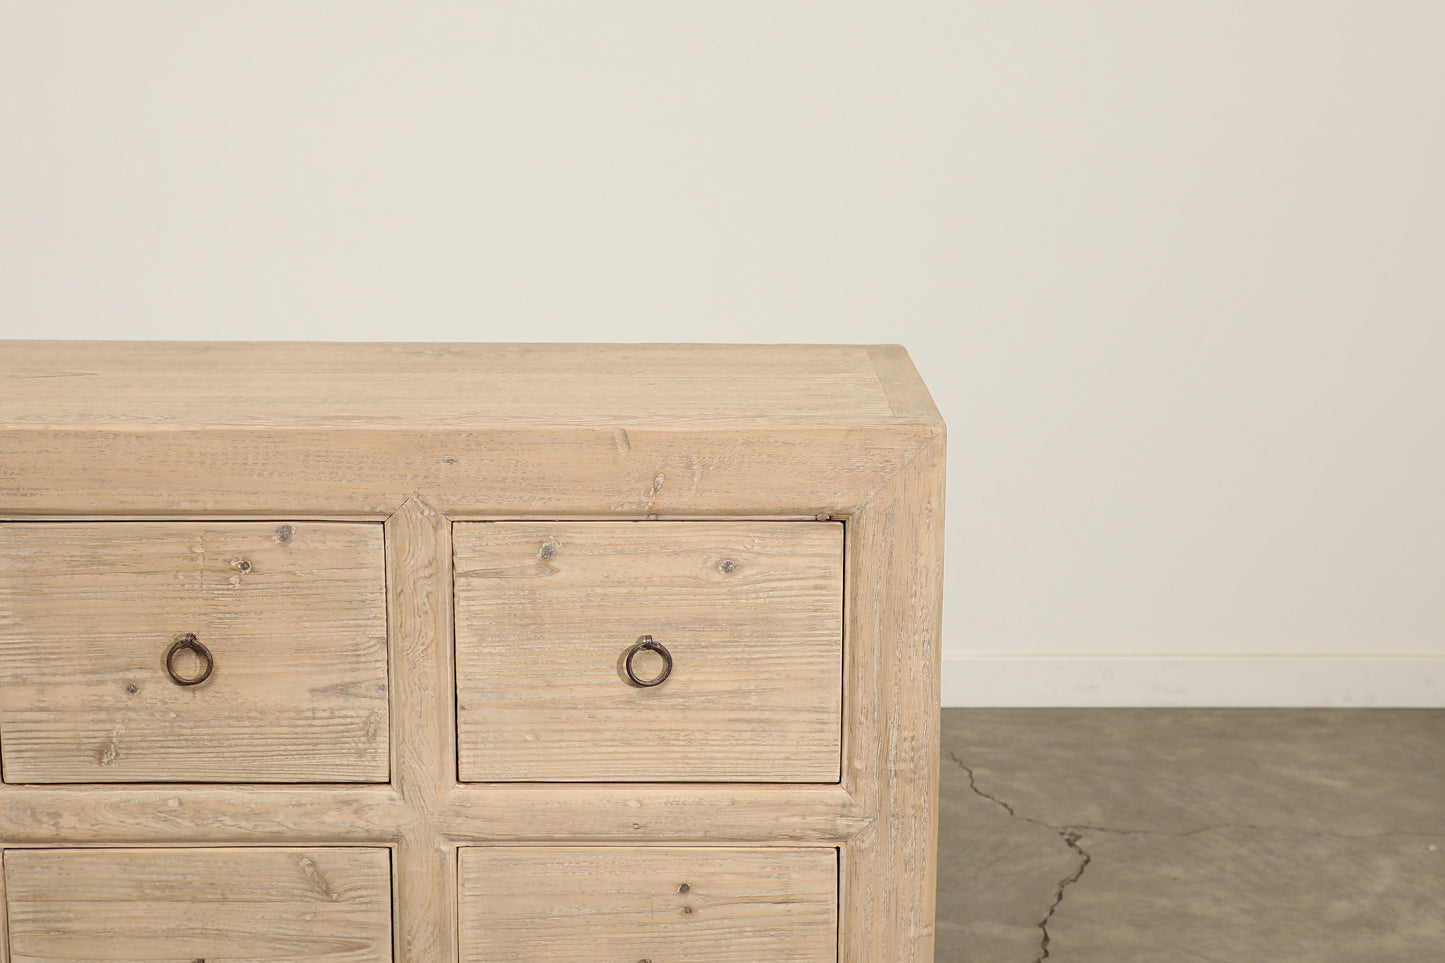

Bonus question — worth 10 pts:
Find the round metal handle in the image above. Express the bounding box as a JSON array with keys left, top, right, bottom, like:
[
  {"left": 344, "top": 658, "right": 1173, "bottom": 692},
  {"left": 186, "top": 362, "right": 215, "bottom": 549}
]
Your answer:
[
  {"left": 165, "top": 633, "right": 214, "bottom": 686},
  {"left": 624, "top": 635, "right": 672, "bottom": 688}
]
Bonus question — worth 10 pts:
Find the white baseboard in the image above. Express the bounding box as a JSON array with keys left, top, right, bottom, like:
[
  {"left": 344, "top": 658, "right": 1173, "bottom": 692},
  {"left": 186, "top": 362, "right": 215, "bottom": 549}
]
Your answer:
[{"left": 942, "top": 655, "right": 1445, "bottom": 708}]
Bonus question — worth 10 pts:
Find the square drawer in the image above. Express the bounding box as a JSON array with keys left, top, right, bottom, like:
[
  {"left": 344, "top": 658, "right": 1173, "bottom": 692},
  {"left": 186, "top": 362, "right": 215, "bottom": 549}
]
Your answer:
[
  {"left": 0, "top": 521, "right": 389, "bottom": 783},
  {"left": 458, "top": 846, "right": 838, "bottom": 961},
  {"left": 3, "top": 846, "right": 393, "bottom": 961},
  {"left": 453, "top": 521, "right": 843, "bottom": 782}
]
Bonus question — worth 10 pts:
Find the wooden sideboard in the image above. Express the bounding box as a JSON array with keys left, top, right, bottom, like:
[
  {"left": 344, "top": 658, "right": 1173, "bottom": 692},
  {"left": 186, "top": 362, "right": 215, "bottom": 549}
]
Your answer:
[{"left": 0, "top": 341, "right": 945, "bottom": 962}]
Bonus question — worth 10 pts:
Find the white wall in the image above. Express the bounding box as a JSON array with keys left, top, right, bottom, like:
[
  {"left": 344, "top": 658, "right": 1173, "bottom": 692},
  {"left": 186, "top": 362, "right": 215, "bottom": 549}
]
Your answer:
[{"left": 2, "top": 2, "right": 1441, "bottom": 706}]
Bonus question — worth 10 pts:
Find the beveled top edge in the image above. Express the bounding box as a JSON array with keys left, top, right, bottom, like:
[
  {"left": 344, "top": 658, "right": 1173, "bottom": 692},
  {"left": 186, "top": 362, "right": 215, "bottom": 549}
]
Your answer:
[{"left": 0, "top": 341, "right": 944, "bottom": 432}]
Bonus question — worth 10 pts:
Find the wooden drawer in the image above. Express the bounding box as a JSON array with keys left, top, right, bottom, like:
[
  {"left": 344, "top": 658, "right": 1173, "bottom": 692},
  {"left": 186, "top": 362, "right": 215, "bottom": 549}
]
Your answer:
[
  {"left": 453, "top": 521, "right": 844, "bottom": 782},
  {"left": 458, "top": 846, "right": 838, "bottom": 961},
  {"left": 2, "top": 846, "right": 393, "bottom": 961},
  {"left": 0, "top": 521, "right": 390, "bottom": 783}
]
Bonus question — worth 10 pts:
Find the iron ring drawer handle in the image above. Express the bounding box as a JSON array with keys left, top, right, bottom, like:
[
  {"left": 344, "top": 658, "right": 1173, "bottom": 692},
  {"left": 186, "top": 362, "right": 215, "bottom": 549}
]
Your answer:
[
  {"left": 624, "top": 635, "right": 673, "bottom": 688},
  {"left": 165, "top": 633, "right": 214, "bottom": 686}
]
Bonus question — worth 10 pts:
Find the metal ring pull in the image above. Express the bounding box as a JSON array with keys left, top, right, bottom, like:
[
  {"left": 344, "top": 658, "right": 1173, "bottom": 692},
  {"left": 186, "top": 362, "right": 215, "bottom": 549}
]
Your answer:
[
  {"left": 624, "top": 635, "right": 673, "bottom": 688},
  {"left": 165, "top": 633, "right": 214, "bottom": 686}
]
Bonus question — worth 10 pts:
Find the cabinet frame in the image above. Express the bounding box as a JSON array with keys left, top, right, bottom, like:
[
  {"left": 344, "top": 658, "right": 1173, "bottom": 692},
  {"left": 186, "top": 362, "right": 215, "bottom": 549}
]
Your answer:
[{"left": 0, "top": 342, "right": 944, "bottom": 962}]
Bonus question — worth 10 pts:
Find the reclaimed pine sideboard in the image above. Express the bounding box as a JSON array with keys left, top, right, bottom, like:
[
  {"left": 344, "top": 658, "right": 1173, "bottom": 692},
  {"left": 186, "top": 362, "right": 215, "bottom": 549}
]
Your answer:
[{"left": 0, "top": 341, "right": 945, "bottom": 962}]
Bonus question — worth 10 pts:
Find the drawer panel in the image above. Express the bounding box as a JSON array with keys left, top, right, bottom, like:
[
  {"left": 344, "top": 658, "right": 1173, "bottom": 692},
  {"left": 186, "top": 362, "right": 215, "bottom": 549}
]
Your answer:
[
  {"left": 453, "top": 521, "right": 843, "bottom": 782},
  {"left": 458, "top": 846, "right": 838, "bottom": 962},
  {"left": 0, "top": 522, "right": 389, "bottom": 783},
  {"left": 3, "top": 847, "right": 392, "bottom": 962}
]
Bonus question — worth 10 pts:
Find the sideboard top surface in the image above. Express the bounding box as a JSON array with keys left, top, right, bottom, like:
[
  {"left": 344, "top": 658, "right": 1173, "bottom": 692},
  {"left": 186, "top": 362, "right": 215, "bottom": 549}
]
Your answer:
[{"left": 0, "top": 341, "right": 941, "bottom": 432}]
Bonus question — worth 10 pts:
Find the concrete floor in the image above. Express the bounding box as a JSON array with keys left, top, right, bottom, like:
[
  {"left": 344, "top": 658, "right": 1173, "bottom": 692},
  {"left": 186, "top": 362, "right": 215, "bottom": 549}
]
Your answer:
[{"left": 936, "top": 709, "right": 1445, "bottom": 962}]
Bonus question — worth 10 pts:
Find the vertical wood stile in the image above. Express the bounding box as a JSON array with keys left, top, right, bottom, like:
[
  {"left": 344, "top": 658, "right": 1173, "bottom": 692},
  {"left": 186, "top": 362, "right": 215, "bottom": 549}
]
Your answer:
[
  {"left": 841, "top": 434, "right": 946, "bottom": 962},
  {"left": 1, "top": 849, "right": 9, "bottom": 963},
  {"left": 385, "top": 496, "right": 458, "bottom": 963}
]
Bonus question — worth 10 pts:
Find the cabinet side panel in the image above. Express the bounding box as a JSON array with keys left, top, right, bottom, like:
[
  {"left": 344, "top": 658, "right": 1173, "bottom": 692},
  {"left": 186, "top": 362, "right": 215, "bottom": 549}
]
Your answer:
[{"left": 841, "top": 435, "right": 945, "bottom": 962}]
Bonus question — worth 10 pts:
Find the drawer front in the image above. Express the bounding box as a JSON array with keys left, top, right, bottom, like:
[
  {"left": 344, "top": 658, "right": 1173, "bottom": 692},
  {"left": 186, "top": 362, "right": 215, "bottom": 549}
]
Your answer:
[
  {"left": 0, "top": 522, "right": 389, "bottom": 783},
  {"left": 453, "top": 521, "right": 843, "bottom": 782},
  {"left": 3, "top": 846, "right": 393, "bottom": 962},
  {"left": 459, "top": 846, "right": 838, "bottom": 962}
]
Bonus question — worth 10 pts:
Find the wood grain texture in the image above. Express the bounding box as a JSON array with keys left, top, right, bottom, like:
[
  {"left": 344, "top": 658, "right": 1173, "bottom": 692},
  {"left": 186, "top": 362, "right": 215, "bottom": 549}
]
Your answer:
[
  {"left": 0, "top": 342, "right": 946, "bottom": 962},
  {"left": 0, "top": 342, "right": 898, "bottom": 429},
  {"left": 458, "top": 846, "right": 838, "bottom": 962},
  {"left": 4, "top": 847, "right": 392, "bottom": 962},
  {"left": 0, "top": 341, "right": 937, "bottom": 517},
  {"left": 454, "top": 521, "right": 843, "bottom": 782},
  {"left": 0, "top": 521, "right": 389, "bottom": 783},
  {"left": 385, "top": 499, "right": 454, "bottom": 808},
  {"left": 0, "top": 425, "right": 933, "bottom": 517},
  {"left": 384, "top": 498, "right": 457, "bottom": 963},
  {"left": 868, "top": 344, "right": 943, "bottom": 422},
  {"left": 437, "top": 784, "right": 870, "bottom": 843},
  {"left": 0, "top": 850, "right": 8, "bottom": 963},
  {"left": 392, "top": 836, "right": 455, "bottom": 963},
  {"left": 841, "top": 434, "right": 946, "bottom": 962},
  {"left": 0, "top": 787, "right": 408, "bottom": 844}
]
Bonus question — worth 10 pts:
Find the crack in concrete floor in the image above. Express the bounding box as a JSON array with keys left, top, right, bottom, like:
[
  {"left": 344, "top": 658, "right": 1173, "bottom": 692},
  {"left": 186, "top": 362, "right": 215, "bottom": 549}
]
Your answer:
[
  {"left": 941, "top": 711, "right": 1445, "bottom": 962},
  {"left": 942, "top": 746, "right": 1445, "bottom": 963},
  {"left": 944, "top": 749, "right": 1445, "bottom": 843},
  {"left": 1037, "top": 832, "right": 1090, "bottom": 963},
  {"left": 945, "top": 749, "right": 1093, "bottom": 963}
]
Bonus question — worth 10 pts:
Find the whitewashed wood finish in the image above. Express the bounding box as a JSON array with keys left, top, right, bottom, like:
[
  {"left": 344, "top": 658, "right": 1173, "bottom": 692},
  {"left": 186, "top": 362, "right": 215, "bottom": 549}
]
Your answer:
[
  {"left": 458, "top": 846, "right": 838, "bottom": 962},
  {"left": 0, "top": 521, "right": 389, "bottom": 783},
  {"left": 0, "top": 342, "right": 945, "bottom": 962},
  {"left": 437, "top": 784, "right": 870, "bottom": 842},
  {"left": 841, "top": 435, "right": 946, "bottom": 961},
  {"left": 0, "top": 850, "right": 8, "bottom": 963},
  {"left": 4, "top": 847, "right": 392, "bottom": 962},
  {"left": 0, "top": 344, "right": 935, "bottom": 517},
  {"left": 867, "top": 344, "right": 944, "bottom": 422},
  {"left": 0, "top": 425, "right": 929, "bottom": 517},
  {"left": 0, "top": 784, "right": 863, "bottom": 846},
  {"left": 0, "top": 343, "right": 895, "bottom": 429},
  {"left": 0, "top": 786, "right": 409, "bottom": 843},
  {"left": 385, "top": 497, "right": 458, "bottom": 963},
  {"left": 454, "top": 521, "right": 843, "bottom": 782}
]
